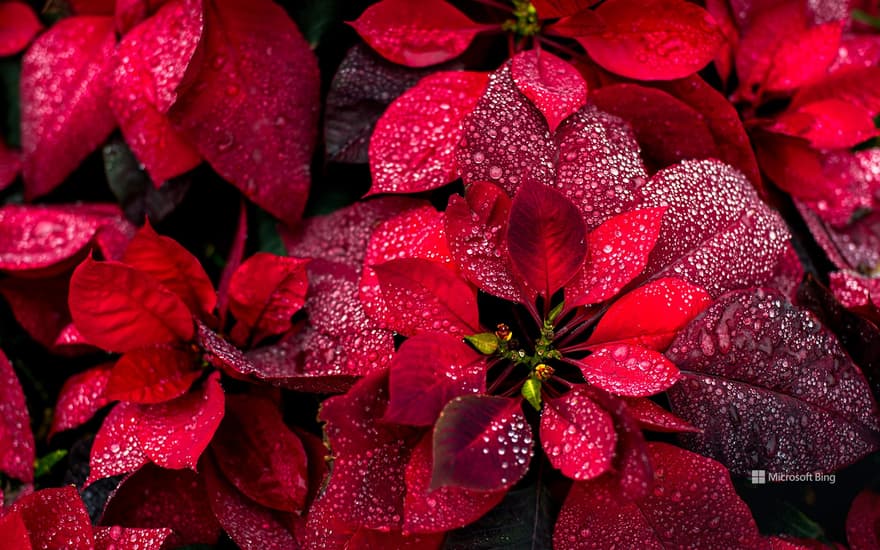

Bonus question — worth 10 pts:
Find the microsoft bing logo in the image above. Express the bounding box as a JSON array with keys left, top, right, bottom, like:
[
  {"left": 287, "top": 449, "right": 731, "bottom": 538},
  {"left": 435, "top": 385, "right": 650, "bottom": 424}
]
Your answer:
[{"left": 750, "top": 470, "right": 767, "bottom": 484}]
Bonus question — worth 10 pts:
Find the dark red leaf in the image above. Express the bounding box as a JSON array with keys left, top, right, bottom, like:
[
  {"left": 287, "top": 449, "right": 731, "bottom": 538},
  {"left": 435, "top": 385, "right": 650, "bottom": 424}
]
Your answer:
[
  {"left": 10, "top": 487, "right": 94, "bottom": 549},
  {"left": 667, "top": 289, "right": 880, "bottom": 474},
  {"left": 94, "top": 527, "right": 173, "bottom": 550},
  {"left": 69, "top": 0, "right": 115, "bottom": 14},
  {"left": 135, "top": 371, "right": 225, "bottom": 469},
  {"left": 101, "top": 465, "right": 221, "bottom": 546},
  {"left": 510, "top": 49, "right": 587, "bottom": 132},
  {"left": 0, "top": 138, "right": 20, "bottom": 192},
  {"left": 444, "top": 181, "right": 520, "bottom": 301},
  {"left": 50, "top": 363, "right": 112, "bottom": 436},
  {"left": 385, "top": 333, "right": 487, "bottom": 426},
  {"left": 373, "top": 258, "right": 480, "bottom": 336},
  {"left": 349, "top": 0, "right": 484, "bottom": 67},
  {"left": 586, "top": 277, "right": 712, "bottom": 350},
  {"left": 195, "top": 321, "right": 259, "bottom": 379},
  {"left": 770, "top": 99, "right": 878, "bottom": 149},
  {"left": 88, "top": 402, "right": 149, "bottom": 484},
  {"left": 0, "top": 276, "right": 79, "bottom": 353},
  {"left": 567, "top": 207, "right": 665, "bottom": 306},
  {"left": 573, "top": 0, "right": 723, "bottom": 80},
  {"left": 216, "top": 200, "right": 247, "bottom": 324},
  {"left": 111, "top": 0, "right": 202, "bottom": 184},
  {"left": 122, "top": 222, "right": 216, "bottom": 316},
  {"left": 0, "top": 349, "right": 35, "bottom": 483},
  {"left": 621, "top": 396, "right": 700, "bottom": 433},
  {"left": 568, "top": 344, "right": 680, "bottom": 396},
  {"left": 106, "top": 345, "right": 201, "bottom": 404},
  {"left": 403, "top": 433, "right": 506, "bottom": 534},
  {"left": 169, "top": 0, "right": 320, "bottom": 224},
  {"left": 21, "top": 16, "right": 117, "bottom": 199},
  {"left": 847, "top": 489, "right": 880, "bottom": 550},
  {"left": 532, "top": 0, "right": 593, "bottom": 19},
  {"left": 588, "top": 390, "right": 653, "bottom": 499},
  {"left": 638, "top": 160, "right": 789, "bottom": 297},
  {"left": 69, "top": 257, "right": 195, "bottom": 352},
  {"left": 431, "top": 395, "right": 532, "bottom": 491},
  {"left": 830, "top": 271, "right": 880, "bottom": 322},
  {"left": 368, "top": 71, "right": 487, "bottom": 194},
  {"left": 553, "top": 443, "right": 763, "bottom": 549},
  {"left": 541, "top": 386, "right": 616, "bottom": 480},
  {"left": 317, "top": 370, "right": 416, "bottom": 531},
  {"left": 228, "top": 253, "right": 309, "bottom": 345},
  {"left": 0, "top": 2, "right": 42, "bottom": 56},
  {"left": 203, "top": 457, "right": 298, "bottom": 550},
  {"left": 507, "top": 181, "right": 587, "bottom": 298},
  {"left": 211, "top": 395, "right": 308, "bottom": 513}
]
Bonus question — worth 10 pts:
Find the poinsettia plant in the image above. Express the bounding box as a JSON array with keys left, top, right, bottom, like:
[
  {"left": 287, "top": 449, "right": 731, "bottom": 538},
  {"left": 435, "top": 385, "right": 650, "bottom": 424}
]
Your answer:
[{"left": 1, "top": 0, "right": 880, "bottom": 548}]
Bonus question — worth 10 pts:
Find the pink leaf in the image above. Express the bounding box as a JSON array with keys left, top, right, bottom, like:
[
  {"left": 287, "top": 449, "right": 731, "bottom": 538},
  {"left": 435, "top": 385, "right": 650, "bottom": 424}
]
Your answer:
[
  {"left": 553, "top": 443, "right": 763, "bottom": 549},
  {"left": 69, "top": 257, "right": 195, "bottom": 352},
  {"left": 0, "top": 2, "right": 42, "bottom": 56},
  {"left": 667, "top": 289, "right": 880, "bottom": 474},
  {"left": 431, "top": 395, "right": 532, "bottom": 491},
  {"left": 169, "top": 0, "right": 320, "bottom": 224},
  {"left": 510, "top": 49, "right": 587, "bottom": 132},
  {"left": 10, "top": 487, "right": 94, "bottom": 549},
  {"left": 228, "top": 253, "right": 309, "bottom": 345},
  {"left": 507, "top": 181, "right": 587, "bottom": 298},
  {"left": 0, "top": 349, "right": 35, "bottom": 482},
  {"left": 368, "top": 71, "right": 488, "bottom": 194},
  {"left": 349, "top": 0, "right": 484, "bottom": 67},
  {"left": 385, "top": 333, "right": 487, "bottom": 426},
  {"left": 573, "top": 0, "right": 723, "bottom": 80},
  {"left": 541, "top": 387, "right": 617, "bottom": 480},
  {"left": 21, "top": 16, "right": 117, "bottom": 198},
  {"left": 134, "top": 371, "right": 225, "bottom": 469},
  {"left": 122, "top": 222, "right": 216, "bottom": 316},
  {"left": 111, "top": 0, "right": 202, "bottom": 183},
  {"left": 568, "top": 207, "right": 665, "bottom": 306},
  {"left": 211, "top": 395, "right": 309, "bottom": 513},
  {"left": 50, "top": 363, "right": 112, "bottom": 436},
  {"left": 106, "top": 345, "right": 201, "bottom": 404},
  {"left": 568, "top": 344, "right": 681, "bottom": 396},
  {"left": 586, "top": 277, "right": 712, "bottom": 351}
]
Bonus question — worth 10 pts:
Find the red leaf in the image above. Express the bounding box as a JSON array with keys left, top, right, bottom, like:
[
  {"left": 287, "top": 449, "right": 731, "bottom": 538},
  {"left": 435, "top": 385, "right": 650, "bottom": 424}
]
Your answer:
[
  {"left": 50, "top": 363, "right": 112, "bottom": 436},
  {"left": 573, "top": 0, "right": 723, "bottom": 80},
  {"left": 567, "top": 207, "right": 665, "bottom": 306},
  {"left": 10, "top": 487, "right": 94, "bottom": 549},
  {"left": 368, "top": 71, "right": 487, "bottom": 194},
  {"left": 111, "top": 0, "right": 202, "bottom": 184},
  {"left": 541, "top": 387, "right": 617, "bottom": 480},
  {"left": 203, "top": 457, "right": 298, "bottom": 550},
  {"left": 101, "top": 465, "right": 221, "bottom": 547},
  {"left": 318, "top": 370, "right": 416, "bottom": 531},
  {"left": 830, "top": 271, "right": 880, "bottom": 318},
  {"left": 792, "top": 67, "right": 880, "bottom": 115},
  {"left": 195, "top": 321, "right": 259, "bottom": 379},
  {"left": 431, "top": 395, "right": 532, "bottom": 491},
  {"left": 586, "top": 277, "right": 712, "bottom": 350},
  {"left": 94, "top": 527, "right": 173, "bottom": 550},
  {"left": 122, "top": 222, "right": 216, "bottom": 316},
  {"left": 532, "top": 0, "right": 593, "bottom": 19},
  {"left": 228, "top": 253, "right": 309, "bottom": 345},
  {"left": 69, "top": 0, "right": 115, "bottom": 14},
  {"left": 847, "top": 489, "right": 880, "bottom": 550},
  {"left": 0, "top": 512, "right": 30, "bottom": 550},
  {"left": 135, "top": 371, "right": 225, "bottom": 469},
  {"left": 373, "top": 258, "right": 480, "bottom": 336},
  {"left": 553, "top": 443, "right": 763, "bottom": 549},
  {"left": 667, "top": 289, "right": 880, "bottom": 474},
  {"left": 69, "top": 257, "right": 195, "bottom": 352},
  {"left": 771, "top": 99, "right": 878, "bottom": 149},
  {"left": 639, "top": 160, "right": 789, "bottom": 297},
  {"left": 106, "top": 345, "right": 201, "bottom": 404},
  {"left": 211, "top": 395, "right": 308, "bottom": 513},
  {"left": 568, "top": 344, "right": 680, "bottom": 396},
  {"left": 21, "top": 16, "right": 117, "bottom": 199},
  {"left": 510, "top": 50, "right": 587, "bottom": 132},
  {"left": 0, "top": 349, "right": 35, "bottom": 482},
  {"left": 349, "top": 0, "right": 484, "bottom": 67},
  {"left": 0, "top": 276, "right": 78, "bottom": 353},
  {"left": 403, "top": 433, "right": 506, "bottom": 534},
  {"left": 385, "top": 333, "right": 486, "bottom": 426},
  {"left": 169, "top": 0, "right": 320, "bottom": 224},
  {"left": 507, "top": 181, "right": 587, "bottom": 298},
  {"left": 444, "top": 182, "right": 520, "bottom": 301},
  {"left": 216, "top": 200, "right": 247, "bottom": 324},
  {"left": 88, "top": 402, "right": 149, "bottom": 484},
  {"left": 622, "top": 396, "right": 700, "bottom": 433},
  {"left": 0, "top": 2, "right": 42, "bottom": 56}
]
